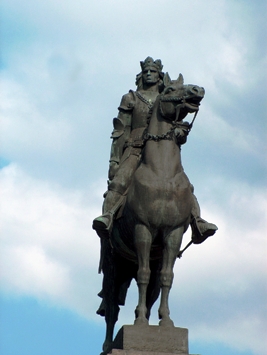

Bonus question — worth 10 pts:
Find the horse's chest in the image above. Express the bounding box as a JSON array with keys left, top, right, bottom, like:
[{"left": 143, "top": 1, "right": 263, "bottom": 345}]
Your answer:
[
  {"left": 128, "top": 166, "right": 192, "bottom": 226},
  {"left": 134, "top": 165, "right": 188, "bottom": 193}
]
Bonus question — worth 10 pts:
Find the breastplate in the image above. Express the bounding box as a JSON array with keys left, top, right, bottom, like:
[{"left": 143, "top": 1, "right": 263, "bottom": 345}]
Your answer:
[{"left": 131, "top": 92, "right": 156, "bottom": 130}]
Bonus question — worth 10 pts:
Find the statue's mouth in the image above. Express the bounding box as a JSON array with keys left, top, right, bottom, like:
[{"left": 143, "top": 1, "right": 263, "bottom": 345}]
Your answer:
[{"left": 184, "top": 96, "right": 203, "bottom": 111}]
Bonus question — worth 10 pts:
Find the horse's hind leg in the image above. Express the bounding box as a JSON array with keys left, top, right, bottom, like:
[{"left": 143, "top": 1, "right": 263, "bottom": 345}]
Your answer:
[
  {"left": 158, "top": 227, "right": 184, "bottom": 327},
  {"left": 134, "top": 223, "right": 152, "bottom": 325},
  {"left": 99, "top": 240, "right": 120, "bottom": 355},
  {"left": 102, "top": 302, "right": 119, "bottom": 355}
]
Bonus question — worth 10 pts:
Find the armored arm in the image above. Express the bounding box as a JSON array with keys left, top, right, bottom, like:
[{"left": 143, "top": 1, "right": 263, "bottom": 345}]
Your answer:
[{"left": 108, "top": 91, "right": 135, "bottom": 181}]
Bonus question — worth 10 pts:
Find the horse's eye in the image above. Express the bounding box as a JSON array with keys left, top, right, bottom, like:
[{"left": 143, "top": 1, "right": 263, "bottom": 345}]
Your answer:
[{"left": 165, "top": 87, "right": 175, "bottom": 94}]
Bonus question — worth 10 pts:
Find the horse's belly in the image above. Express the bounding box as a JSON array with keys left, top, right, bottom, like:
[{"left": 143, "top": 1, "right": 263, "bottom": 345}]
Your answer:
[{"left": 127, "top": 166, "right": 193, "bottom": 228}]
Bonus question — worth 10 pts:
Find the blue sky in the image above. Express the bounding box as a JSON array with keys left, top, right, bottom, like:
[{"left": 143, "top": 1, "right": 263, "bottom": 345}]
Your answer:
[{"left": 0, "top": 0, "right": 266, "bottom": 354}]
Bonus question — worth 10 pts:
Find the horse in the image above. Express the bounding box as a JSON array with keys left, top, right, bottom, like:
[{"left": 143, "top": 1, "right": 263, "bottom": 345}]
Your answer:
[{"left": 99, "top": 74, "right": 205, "bottom": 354}]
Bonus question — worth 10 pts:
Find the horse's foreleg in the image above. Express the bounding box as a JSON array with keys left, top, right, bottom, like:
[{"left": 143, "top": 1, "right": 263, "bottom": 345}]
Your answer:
[
  {"left": 158, "top": 227, "right": 183, "bottom": 327},
  {"left": 134, "top": 224, "right": 152, "bottom": 326},
  {"left": 145, "top": 259, "right": 161, "bottom": 320}
]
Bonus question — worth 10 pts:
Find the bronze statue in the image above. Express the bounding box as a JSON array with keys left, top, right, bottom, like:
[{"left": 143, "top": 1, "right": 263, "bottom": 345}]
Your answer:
[{"left": 92, "top": 57, "right": 217, "bottom": 355}]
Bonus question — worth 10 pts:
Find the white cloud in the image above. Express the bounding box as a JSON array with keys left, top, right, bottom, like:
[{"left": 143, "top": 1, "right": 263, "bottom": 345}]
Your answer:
[
  {"left": 168, "top": 180, "right": 267, "bottom": 355},
  {"left": 196, "top": 104, "right": 262, "bottom": 157},
  {"left": 0, "top": 77, "right": 71, "bottom": 158},
  {"left": 0, "top": 164, "right": 105, "bottom": 316},
  {"left": 2, "top": 245, "right": 70, "bottom": 298}
]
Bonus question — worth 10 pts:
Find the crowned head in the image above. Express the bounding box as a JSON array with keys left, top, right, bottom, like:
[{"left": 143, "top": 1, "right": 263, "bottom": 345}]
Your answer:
[
  {"left": 136, "top": 56, "right": 164, "bottom": 91},
  {"left": 140, "top": 57, "right": 163, "bottom": 72}
]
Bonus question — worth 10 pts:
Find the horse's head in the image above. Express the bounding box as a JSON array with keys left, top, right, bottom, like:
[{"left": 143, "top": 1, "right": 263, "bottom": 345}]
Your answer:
[{"left": 159, "top": 73, "right": 205, "bottom": 121}]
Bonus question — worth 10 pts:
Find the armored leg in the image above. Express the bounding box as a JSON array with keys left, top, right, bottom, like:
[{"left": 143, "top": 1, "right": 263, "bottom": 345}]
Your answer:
[
  {"left": 93, "top": 149, "right": 141, "bottom": 239},
  {"left": 93, "top": 190, "right": 124, "bottom": 239}
]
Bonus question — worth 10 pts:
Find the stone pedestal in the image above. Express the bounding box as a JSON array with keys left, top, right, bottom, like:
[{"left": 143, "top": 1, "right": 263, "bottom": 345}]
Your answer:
[
  {"left": 110, "top": 352, "right": 198, "bottom": 355},
  {"left": 108, "top": 325, "right": 199, "bottom": 355}
]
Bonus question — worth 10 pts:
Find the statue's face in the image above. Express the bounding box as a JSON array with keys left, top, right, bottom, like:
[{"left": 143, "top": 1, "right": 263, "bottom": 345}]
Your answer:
[{"left": 142, "top": 66, "right": 159, "bottom": 85}]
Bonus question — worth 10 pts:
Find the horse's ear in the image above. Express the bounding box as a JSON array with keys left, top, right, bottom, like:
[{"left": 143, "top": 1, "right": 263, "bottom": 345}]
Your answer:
[
  {"left": 163, "top": 72, "right": 172, "bottom": 87},
  {"left": 177, "top": 73, "right": 184, "bottom": 84}
]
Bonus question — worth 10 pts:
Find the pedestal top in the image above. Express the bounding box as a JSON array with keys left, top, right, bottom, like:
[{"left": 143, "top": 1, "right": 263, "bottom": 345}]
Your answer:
[
  {"left": 110, "top": 325, "right": 189, "bottom": 354},
  {"left": 110, "top": 350, "right": 199, "bottom": 355}
]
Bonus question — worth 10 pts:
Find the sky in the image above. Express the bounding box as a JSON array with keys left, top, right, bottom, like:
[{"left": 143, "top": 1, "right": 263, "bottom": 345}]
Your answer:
[{"left": 0, "top": 0, "right": 267, "bottom": 354}]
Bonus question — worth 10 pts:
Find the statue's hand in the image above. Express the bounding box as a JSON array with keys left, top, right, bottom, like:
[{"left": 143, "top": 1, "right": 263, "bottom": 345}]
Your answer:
[
  {"left": 174, "top": 122, "right": 190, "bottom": 145},
  {"left": 174, "top": 128, "right": 188, "bottom": 145},
  {"left": 174, "top": 127, "right": 186, "bottom": 137}
]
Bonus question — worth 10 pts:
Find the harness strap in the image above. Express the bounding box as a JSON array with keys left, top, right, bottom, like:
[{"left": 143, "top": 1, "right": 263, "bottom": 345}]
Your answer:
[
  {"left": 177, "top": 240, "right": 193, "bottom": 259},
  {"left": 188, "top": 109, "right": 199, "bottom": 130}
]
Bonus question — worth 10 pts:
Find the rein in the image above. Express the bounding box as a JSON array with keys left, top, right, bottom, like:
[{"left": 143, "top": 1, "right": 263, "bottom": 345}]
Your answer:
[{"left": 143, "top": 122, "right": 183, "bottom": 142}]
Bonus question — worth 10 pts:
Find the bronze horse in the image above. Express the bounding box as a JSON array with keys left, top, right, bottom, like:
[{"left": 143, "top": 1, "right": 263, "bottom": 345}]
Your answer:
[{"left": 99, "top": 74, "right": 205, "bottom": 354}]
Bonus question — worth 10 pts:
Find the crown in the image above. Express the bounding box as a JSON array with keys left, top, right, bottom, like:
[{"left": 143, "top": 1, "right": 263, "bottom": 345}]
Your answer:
[{"left": 140, "top": 57, "right": 163, "bottom": 72}]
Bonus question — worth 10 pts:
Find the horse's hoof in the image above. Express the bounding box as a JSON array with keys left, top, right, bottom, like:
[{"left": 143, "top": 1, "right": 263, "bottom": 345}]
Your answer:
[
  {"left": 159, "top": 318, "right": 174, "bottom": 327},
  {"left": 134, "top": 317, "right": 149, "bottom": 326},
  {"left": 101, "top": 340, "right": 113, "bottom": 355}
]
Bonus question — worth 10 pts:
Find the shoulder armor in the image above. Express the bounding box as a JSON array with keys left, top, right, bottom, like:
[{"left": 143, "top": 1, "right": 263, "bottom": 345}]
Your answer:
[
  {"left": 111, "top": 117, "right": 125, "bottom": 138},
  {"left": 118, "top": 90, "right": 136, "bottom": 111}
]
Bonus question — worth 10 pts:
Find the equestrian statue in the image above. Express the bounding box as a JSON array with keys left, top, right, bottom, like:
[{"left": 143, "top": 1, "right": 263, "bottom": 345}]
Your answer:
[{"left": 92, "top": 57, "right": 218, "bottom": 355}]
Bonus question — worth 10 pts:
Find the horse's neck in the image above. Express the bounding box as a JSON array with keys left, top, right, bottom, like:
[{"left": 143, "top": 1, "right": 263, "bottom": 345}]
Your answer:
[
  {"left": 147, "top": 108, "right": 171, "bottom": 136},
  {"left": 143, "top": 106, "right": 183, "bottom": 177}
]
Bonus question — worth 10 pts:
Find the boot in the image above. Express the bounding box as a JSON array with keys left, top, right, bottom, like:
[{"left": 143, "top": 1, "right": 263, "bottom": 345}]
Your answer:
[
  {"left": 92, "top": 190, "right": 124, "bottom": 239},
  {"left": 93, "top": 212, "right": 113, "bottom": 239},
  {"left": 191, "top": 216, "right": 218, "bottom": 244},
  {"left": 96, "top": 298, "right": 106, "bottom": 317}
]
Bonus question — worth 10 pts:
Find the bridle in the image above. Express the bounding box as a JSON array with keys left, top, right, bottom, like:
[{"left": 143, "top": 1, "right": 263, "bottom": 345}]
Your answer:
[{"left": 143, "top": 93, "right": 199, "bottom": 143}]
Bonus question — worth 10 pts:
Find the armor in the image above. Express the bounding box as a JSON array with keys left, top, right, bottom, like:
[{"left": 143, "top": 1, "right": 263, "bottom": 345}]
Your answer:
[{"left": 108, "top": 90, "right": 155, "bottom": 187}]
